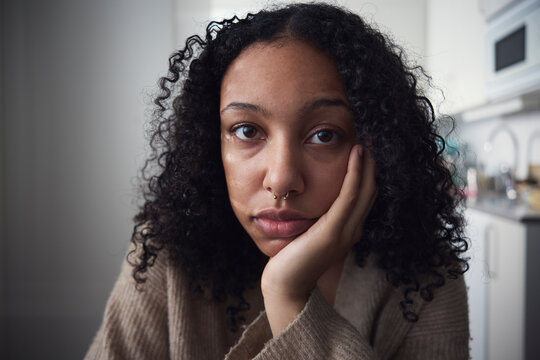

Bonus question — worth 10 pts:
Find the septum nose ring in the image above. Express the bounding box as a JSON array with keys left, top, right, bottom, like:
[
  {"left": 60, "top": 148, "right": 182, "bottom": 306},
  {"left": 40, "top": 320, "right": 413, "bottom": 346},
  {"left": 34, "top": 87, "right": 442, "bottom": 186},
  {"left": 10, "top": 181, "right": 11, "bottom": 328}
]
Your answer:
[{"left": 273, "top": 192, "right": 289, "bottom": 200}]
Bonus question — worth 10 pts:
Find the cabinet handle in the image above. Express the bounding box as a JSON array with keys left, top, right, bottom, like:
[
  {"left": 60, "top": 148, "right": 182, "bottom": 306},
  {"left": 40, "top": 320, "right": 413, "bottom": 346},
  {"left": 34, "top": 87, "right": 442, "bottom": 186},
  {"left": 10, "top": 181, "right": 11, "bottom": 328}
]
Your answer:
[{"left": 486, "top": 224, "right": 498, "bottom": 279}]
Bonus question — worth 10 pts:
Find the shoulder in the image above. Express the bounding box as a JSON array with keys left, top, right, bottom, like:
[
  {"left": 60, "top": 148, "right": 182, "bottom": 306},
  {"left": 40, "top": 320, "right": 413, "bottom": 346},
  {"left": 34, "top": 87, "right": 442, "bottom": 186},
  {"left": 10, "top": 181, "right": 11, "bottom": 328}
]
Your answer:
[
  {"left": 389, "top": 275, "right": 470, "bottom": 359},
  {"left": 85, "top": 244, "right": 176, "bottom": 359},
  {"left": 408, "top": 274, "right": 469, "bottom": 336},
  {"left": 106, "top": 242, "right": 173, "bottom": 299},
  {"left": 344, "top": 257, "right": 469, "bottom": 359}
]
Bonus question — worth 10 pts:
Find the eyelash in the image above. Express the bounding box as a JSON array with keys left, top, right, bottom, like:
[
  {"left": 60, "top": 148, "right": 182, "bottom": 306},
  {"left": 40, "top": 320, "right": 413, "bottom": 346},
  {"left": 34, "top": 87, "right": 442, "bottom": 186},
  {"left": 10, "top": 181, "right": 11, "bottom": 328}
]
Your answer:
[{"left": 230, "top": 123, "right": 342, "bottom": 144}]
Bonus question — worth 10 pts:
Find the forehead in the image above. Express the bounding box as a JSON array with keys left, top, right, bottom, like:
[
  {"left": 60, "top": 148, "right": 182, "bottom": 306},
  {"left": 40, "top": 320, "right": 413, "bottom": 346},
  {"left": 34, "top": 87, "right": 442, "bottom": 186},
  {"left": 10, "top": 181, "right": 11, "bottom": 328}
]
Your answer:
[{"left": 220, "top": 39, "right": 347, "bottom": 111}]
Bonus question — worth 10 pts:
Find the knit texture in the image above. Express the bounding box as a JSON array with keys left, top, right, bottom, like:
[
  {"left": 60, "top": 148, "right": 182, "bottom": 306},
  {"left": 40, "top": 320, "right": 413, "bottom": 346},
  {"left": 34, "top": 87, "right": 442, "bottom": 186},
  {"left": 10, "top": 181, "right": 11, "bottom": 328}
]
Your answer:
[{"left": 86, "top": 250, "right": 469, "bottom": 359}]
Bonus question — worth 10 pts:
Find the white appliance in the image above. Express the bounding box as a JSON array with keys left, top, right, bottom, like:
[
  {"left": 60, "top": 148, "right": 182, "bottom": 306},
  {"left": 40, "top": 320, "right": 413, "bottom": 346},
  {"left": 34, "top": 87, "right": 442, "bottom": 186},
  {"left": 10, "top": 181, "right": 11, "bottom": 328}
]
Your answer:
[{"left": 486, "top": 0, "right": 540, "bottom": 100}]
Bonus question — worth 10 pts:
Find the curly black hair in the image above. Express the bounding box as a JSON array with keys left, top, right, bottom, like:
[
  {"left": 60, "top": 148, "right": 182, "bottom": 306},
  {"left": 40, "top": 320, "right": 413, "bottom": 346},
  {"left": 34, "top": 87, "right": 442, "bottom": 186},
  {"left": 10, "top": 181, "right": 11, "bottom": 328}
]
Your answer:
[{"left": 129, "top": 2, "right": 469, "bottom": 331}]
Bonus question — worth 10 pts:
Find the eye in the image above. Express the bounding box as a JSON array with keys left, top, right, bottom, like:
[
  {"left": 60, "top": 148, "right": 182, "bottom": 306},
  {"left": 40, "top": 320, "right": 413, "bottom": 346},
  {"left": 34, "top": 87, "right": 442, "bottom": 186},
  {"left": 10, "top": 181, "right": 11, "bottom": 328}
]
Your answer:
[
  {"left": 308, "top": 129, "right": 341, "bottom": 144},
  {"left": 232, "top": 124, "right": 263, "bottom": 140}
]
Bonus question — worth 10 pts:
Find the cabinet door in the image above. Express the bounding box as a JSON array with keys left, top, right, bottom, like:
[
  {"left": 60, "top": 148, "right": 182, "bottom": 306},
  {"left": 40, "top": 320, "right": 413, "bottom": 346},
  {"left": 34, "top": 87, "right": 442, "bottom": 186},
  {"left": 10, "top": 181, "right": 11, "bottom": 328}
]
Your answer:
[
  {"left": 486, "top": 216, "right": 526, "bottom": 360},
  {"left": 465, "top": 209, "right": 491, "bottom": 360},
  {"left": 425, "top": 0, "right": 486, "bottom": 115}
]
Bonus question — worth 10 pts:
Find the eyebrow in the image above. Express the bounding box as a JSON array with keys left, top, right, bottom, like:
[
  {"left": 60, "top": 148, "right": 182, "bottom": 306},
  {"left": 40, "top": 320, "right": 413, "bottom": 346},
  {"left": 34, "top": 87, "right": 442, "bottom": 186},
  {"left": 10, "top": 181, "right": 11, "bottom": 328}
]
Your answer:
[
  {"left": 220, "top": 98, "right": 352, "bottom": 117},
  {"left": 299, "top": 98, "right": 352, "bottom": 116},
  {"left": 220, "top": 102, "right": 270, "bottom": 117}
]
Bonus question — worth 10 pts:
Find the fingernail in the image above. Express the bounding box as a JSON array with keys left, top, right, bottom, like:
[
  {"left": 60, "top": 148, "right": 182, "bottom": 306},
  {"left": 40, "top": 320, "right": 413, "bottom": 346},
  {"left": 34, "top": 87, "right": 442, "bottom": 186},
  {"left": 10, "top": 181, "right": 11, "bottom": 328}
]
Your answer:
[{"left": 357, "top": 145, "right": 364, "bottom": 157}]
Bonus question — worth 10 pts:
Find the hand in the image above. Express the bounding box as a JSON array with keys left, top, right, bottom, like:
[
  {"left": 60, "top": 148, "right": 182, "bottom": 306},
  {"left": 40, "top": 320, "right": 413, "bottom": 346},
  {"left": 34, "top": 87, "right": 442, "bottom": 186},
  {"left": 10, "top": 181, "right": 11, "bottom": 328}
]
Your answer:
[{"left": 261, "top": 144, "right": 378, "bottom": 335}]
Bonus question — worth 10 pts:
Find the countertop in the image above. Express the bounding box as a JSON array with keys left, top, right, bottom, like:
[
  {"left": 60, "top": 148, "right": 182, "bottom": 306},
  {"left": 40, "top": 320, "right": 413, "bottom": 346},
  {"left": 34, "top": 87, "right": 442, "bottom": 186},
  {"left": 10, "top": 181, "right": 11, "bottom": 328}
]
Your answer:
[{"left": 466, "top": 196, "right": 540, "bottom": 223}]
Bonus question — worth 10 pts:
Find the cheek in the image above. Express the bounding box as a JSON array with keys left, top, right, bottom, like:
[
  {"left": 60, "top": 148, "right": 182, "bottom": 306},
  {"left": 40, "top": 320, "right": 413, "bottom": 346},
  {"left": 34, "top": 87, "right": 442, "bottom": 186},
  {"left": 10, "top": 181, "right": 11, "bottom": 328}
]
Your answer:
[
  {"left": 221, "top": 149, "right": 260, "bottom": 214},
  {"left": 307, "top": 153, "right": 350, "bottom": 211}
]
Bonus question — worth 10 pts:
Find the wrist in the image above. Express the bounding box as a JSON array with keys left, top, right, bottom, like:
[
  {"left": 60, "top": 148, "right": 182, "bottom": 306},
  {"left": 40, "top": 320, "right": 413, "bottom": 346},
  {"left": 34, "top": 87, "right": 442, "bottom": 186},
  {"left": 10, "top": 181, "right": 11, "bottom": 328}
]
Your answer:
[{"left": 263, "top": 290, "right": 309, "bottom": 336}]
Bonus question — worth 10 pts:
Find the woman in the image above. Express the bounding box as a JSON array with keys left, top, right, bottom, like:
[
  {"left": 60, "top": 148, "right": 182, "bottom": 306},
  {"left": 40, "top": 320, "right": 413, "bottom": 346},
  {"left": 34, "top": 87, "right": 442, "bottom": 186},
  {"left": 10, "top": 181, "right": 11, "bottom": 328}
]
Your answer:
[{"left": 87, "top": 3, "right": 469, "bottom": 359}]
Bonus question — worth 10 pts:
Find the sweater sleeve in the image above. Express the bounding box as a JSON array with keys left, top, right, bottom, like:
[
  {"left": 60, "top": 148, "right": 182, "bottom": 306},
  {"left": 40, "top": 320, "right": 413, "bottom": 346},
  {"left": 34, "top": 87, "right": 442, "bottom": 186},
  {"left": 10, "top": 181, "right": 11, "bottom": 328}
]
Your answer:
[
  {"left": 227, "top": 275, "right": 469, "bottom": 360},
  {"left": 226, "top": 288, "right": 377, "bottom": 360},
  {"left": 84, "top": 250, "right": 170, "bottom": 360}
]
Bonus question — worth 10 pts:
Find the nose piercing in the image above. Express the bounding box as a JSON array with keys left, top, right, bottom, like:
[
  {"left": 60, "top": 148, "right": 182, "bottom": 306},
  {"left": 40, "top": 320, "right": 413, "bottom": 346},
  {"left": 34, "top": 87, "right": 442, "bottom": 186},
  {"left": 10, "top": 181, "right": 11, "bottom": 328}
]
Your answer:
[{"left": 273, "top": 192, "right": 290, "bottom": 200}]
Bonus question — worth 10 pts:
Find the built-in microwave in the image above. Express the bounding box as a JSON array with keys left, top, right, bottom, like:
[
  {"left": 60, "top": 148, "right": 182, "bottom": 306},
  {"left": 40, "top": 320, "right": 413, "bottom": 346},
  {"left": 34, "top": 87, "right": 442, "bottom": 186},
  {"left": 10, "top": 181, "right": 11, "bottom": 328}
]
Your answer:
[{"left": 486, "top": 0, "right": 540, "bottom": 100}]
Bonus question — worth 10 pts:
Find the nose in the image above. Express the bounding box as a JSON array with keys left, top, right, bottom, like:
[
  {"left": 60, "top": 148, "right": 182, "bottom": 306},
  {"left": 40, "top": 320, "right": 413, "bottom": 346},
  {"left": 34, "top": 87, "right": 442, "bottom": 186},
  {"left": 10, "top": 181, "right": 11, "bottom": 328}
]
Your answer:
[{"left": 262, "top": 139, "right": 305, "bottom": 200}]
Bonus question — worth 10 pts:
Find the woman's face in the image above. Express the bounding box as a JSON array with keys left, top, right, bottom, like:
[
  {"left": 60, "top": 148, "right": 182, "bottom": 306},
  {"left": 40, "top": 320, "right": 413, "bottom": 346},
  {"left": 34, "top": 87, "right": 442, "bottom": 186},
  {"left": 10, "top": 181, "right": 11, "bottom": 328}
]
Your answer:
[{"left": 220, "top": 40, "right": 356, "bottom": 257}]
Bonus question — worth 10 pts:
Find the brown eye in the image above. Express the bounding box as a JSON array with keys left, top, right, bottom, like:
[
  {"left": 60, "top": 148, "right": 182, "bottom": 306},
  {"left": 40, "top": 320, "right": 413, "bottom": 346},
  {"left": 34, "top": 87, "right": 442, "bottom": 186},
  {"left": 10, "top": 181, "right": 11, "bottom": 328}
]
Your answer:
[
  {"left": 309, "top": 130, "right": 340, "bottom": 144},
  {"left": 233, "top": 125, "right": 261, "bottom": 140},
  {"left": 317, "top": 130, "right": 333, "bottom": 142}
]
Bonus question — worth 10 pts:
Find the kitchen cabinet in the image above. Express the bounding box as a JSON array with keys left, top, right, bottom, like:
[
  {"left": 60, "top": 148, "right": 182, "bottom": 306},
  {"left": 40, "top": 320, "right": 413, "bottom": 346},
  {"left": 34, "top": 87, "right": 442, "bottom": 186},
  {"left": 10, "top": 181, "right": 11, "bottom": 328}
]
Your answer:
[
  {"left": 466, "top": 206, "right": 540, "bottom": 360},
  {"left": 425, "top": 0, "right": 487, "bottom": 115},
  {"left": 478, "top": 0, "right": 523, "bottom": 19}
]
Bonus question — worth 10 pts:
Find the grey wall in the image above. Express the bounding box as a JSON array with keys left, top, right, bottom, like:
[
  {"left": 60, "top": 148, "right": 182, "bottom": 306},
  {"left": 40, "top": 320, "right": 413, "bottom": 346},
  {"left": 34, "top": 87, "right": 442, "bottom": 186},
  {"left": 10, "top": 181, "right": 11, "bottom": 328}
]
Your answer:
[{"left": 0, "top": 0, "right": 179, "bottom": 358}]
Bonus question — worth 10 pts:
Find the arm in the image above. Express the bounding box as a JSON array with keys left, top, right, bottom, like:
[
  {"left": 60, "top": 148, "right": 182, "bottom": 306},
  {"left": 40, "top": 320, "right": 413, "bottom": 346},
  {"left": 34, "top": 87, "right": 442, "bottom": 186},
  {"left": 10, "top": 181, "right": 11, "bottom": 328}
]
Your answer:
[
  {"left": 227, "top": 271, "right": 469, "bottom": 360},
  {"left": 226, "top": 287, "right": 376, "bottom": 360},
  {"left": 262, "top": 288, "right": 377, "bottom": 359}
]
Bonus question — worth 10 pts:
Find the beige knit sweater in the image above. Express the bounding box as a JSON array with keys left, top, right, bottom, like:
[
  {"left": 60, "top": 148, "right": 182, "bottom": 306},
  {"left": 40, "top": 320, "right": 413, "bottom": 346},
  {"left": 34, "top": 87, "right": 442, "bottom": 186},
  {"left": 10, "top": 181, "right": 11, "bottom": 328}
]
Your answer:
[{"left": 86, "top": 250, "right": 469, "bottom": 359}]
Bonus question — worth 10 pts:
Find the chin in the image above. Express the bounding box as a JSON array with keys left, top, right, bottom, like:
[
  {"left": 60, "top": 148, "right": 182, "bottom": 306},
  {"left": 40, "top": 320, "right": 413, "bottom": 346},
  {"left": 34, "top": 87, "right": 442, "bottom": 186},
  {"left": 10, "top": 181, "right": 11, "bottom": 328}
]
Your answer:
[{"left": 256, "top": 237, "right": 295, "bottom": 258}]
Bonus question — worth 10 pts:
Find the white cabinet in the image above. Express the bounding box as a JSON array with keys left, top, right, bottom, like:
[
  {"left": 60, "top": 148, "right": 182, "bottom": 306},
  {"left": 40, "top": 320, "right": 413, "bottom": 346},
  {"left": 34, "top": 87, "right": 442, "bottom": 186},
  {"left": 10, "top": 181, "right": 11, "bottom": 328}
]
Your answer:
[
  {"left": 466, "top": 208, "right": 540, "bottom": 360},
  {"left": 465, "top": 209, "right": 490, "bottom": 360},
  {"left": 483, "top": 213, "right": 525, "bottom": 360},
  {"left": 478, "top": 0, "right": 523, "bottom": 19},
  {"left": 425, "top": 0, "right": 487, "bottom": 115}
]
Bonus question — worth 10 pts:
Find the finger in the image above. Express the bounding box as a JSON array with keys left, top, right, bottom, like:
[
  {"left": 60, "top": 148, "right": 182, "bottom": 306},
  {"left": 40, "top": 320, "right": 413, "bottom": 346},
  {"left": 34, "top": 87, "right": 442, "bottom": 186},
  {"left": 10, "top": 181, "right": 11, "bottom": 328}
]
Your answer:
[
  {"left": 352, "top": 187, "right": 378, "bottom": 241},
  {"left": 324, "top": 144, "right": 364, "bottom": 228},
  {"left": 351, "top": 148, "right": 377, "bottom": 217},
  {"left": 344, "top": 148, "right": 378, "bottom": 238}
]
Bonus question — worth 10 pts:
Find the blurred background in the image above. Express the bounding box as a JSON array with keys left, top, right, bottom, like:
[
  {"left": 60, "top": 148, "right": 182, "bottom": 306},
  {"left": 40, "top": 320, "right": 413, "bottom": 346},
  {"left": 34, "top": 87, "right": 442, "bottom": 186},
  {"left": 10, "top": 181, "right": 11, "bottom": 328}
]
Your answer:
[{"left": 1, "top": 0, "right": 539, "bottom": 359}]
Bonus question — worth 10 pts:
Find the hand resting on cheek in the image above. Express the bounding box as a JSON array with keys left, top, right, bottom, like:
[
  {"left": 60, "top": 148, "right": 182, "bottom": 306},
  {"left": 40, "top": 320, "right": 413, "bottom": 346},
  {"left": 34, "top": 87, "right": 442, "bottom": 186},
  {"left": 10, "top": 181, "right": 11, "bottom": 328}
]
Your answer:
[{"left": 262, "top": 144, "right": 378, "bottom": 336}]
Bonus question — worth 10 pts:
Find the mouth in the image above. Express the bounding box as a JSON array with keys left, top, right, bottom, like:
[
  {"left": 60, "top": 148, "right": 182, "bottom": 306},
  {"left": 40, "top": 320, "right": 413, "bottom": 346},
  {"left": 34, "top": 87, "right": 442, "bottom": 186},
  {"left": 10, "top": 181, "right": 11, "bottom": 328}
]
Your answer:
[{"left": 253, "top": 209, "right": 317, "bottom": 238}]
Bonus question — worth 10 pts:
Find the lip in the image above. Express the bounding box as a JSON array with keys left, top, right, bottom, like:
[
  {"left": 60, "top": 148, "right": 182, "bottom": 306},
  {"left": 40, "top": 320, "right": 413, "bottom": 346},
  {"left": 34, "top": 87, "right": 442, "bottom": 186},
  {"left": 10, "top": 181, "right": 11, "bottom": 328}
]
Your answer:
[{"left": 253, "top": 208, "right": 317, "bottom": 238}]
